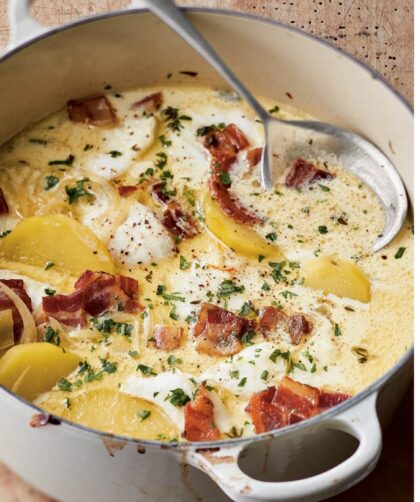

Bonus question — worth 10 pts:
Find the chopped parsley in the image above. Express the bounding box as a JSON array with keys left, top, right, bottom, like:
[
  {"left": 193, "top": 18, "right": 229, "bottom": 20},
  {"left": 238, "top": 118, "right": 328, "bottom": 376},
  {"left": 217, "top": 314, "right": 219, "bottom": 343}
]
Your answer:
[
  {"left": 65, "top": 178, "right": 92, "bottom": 204},
  {"left": 161, "top": 107, "right": 192, "bottom": 132},
  {"left": 57, "top": 378, "right": 73, "bottom": 392},
  {"left": 261, "top": 282, "right": 270, "bottom": 291},
  {"left": 241, "top": 330, "right": 256, "bottom": 346},
  {"left": 156, "top": 285, "right": 185, "bottom": 302},
  {"left": 183, "top": 186, "right": 196, "bottom": 207},
  {"left": 258, "top": 255, "right": 266, "bottom": 263},
  {"left": 334, "top": 323, "right": 342, "bottom": 337},
  {"left": 166, "top": 388, "right": 191, "bottom": 407},
  {"left": 269, "top": 261, "right": 287, "bottom": 283},
  {"left": 43, "top": 326, "right": 60, "bottom": 346},
  {"left": 318, "top": 184, "right": 331, "bottom": 192},
  {"left": 218, "top": 171, "right": 231, "bottom": 186},
  {"left": 238, "top": 377, "right": 247, "bottom": 387},
  {"left": 155, "top": 152, "right": 168, "bottom": 169},
  {"left": 179, "top": 256, "right": 191, "bottom": 270},
  {"left": 216, "top": 279, "right": 244, "bottom": 299},
  {"left": 91, "top": 318, "right": 133, "bottom": 338},
  {"left": 48, "top": 154, "right": 74, "bottom": 167},
  {"left": 229, "top": 370, "right": 240, "bottom": 379},
  {"left": 44, "top": 288, "right": 56, "bottom": 296},
  {"left": 100, "top": 358, "right": 118, "bottom": 374},
  {"left": 260, "top": 370, "right": 269, "bottom": 381},
  {"left": 0, "top": 230, "right": 11, "bottom": 238},
  {"left": 137, "top": 409, "right": 151, "bottom": 421},
  {"left": 108, "top": 150, "right": 122, "bottom": 158},
  {"left": 239, "top": 301, "right": 251, "bottom": 316},
  {"left": 44, "top": 175, "right": 59, "bottom": 190},
  {"left": 265, "top": 232, "right": 277, "bottom": 242},
  {"left": 137, "top": 364, "right": 156, "bottom": 376},
  {"left": 281, "top": 290, "right": 298, "bottom": 299},
  {"left": 158, "top": 135, "right": 172, "bottom": 147},
  {"left": 318, "top": 225, "right": 328, "bottom": 234},
  {"left": 394, "top": 247, "right": 406, "bottom": 259}
]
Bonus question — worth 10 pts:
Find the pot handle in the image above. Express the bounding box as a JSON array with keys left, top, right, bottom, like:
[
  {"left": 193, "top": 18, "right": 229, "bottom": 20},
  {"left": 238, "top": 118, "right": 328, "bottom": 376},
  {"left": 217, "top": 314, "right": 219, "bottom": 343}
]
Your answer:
[
  {"left": 7, "top": 0, "right": 147, "bottom": 50},
  {"left": 187, "top": 392, "right": 381, "bottom": 501},
  {"left": 7, "top": 0, "right": 50, "bottom": 49}
]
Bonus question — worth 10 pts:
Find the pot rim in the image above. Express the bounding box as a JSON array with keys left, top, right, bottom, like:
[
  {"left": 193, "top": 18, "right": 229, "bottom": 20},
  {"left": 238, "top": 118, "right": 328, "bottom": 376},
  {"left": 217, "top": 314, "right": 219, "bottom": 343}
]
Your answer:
[{"left": 0, "top": 6, "right": 414, "bottom": 451}]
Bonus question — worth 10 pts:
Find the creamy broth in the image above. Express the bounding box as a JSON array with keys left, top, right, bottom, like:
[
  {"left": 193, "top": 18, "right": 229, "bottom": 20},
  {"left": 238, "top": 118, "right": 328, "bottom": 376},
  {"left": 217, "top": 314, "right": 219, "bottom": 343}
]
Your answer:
[{"left": 0, "top": 86, "right": 413, "bottom": 442}]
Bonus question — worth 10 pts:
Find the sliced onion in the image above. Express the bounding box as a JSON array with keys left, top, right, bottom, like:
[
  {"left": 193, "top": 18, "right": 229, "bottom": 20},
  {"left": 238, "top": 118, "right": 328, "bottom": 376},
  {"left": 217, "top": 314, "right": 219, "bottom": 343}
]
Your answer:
[{"left": 0, "top": 281, "right": 36, "bottom": 344}]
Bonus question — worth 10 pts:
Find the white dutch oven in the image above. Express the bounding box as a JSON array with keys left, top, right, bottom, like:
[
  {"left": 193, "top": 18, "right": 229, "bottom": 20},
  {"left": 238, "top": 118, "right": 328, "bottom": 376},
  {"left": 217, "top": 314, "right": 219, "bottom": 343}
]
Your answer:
[{"left": 0, "top": 2, "right": 413, "bottom": 501}]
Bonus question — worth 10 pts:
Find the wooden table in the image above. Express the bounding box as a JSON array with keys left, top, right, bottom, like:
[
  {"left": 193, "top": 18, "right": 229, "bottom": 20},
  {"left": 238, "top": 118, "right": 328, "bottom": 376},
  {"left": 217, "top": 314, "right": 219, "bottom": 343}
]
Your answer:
[{"left": 0, "top": 1, "right": 413, "bottom": 501}]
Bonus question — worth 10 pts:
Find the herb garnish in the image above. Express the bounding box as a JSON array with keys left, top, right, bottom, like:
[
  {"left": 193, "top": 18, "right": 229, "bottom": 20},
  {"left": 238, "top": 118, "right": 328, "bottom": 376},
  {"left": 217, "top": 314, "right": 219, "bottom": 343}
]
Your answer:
[
  {"left": 48, "top": 154, "right": 75, "bottom": 167},
  {"left": 318, "top": 225, "right": 328, "bottom": 234},
  {"left": 395, "top": 247, "right": 406, "bottom": 259},
  {"left": 43, "top": 326, "right": 60, "bottom": 346},
  {"left": 216, "top": 279, "right": 244, "bottom": 299},
  {"left": 137, "top": 364, "right": 157, "bottom": 376},
  {"left": 58, "top": 378, "right": 73, "bottom": 392},
  {"left": 137, "top": 409, "right": 151, "bottom": 421},
  {"left": 65, "top": 178, "right": 92, "bottom": 204},
  {"left": 44, "top": 175, "right": 59, "bottom": 190},
  {"left": 166, "top": 388, "right": 191, "bottom": 407},
  {"left": 162, "top": 107, "right": 192, "bottom": 132}
]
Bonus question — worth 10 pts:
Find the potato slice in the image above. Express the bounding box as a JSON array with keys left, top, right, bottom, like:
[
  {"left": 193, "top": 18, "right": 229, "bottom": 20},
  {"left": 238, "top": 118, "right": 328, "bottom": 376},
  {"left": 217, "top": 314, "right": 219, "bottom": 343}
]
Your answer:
[
  {"left": 40, "top": 388, "right": 177, "bottom": 440},
  {"left": 202, "top": 192, "right": 280, "bottom": 259},
  {"left": 0, "top": 309, "right": 14, "bottom": 352},
  {"left": 0, "top": 214, "right": 115, "bottom": 281},
  {"left": 0, "top": 342, "right": 80, "bottom": 401},
  {"left": 302, "top": 256, "right": 371, "bottom": 303}
]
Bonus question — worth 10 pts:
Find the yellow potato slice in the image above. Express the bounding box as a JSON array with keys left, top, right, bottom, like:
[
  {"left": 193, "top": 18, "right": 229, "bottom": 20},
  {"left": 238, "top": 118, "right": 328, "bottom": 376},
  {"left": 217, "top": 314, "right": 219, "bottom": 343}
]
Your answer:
[
  {"left": 0, "top": 309, "right": 14, "bottom": 352},
  {"left": 0, "top": 342, "right": 80, "bottom": 401},
  {"left": 202, "top": 192, "right": 281, "bottom": 259},
  {"left": 0, "top": 214, "right": 115, "bottom": 282},
  {"left": 41, "top": 388, "right": 177, "bottom": 440},
  {"left": 302, "top": 256, "right": 371, "bottom": 303}
]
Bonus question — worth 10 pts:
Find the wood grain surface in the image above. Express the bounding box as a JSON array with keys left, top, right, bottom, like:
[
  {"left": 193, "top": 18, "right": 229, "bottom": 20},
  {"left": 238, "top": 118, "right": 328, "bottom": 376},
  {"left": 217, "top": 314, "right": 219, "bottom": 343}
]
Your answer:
[{"left": 0, "top": 1, "right": 413, "bottom": 501}]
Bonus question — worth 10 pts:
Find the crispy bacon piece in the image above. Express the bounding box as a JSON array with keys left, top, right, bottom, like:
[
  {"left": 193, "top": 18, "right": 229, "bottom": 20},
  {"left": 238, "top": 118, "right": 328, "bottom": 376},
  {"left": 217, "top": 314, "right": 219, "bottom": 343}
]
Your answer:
[
  {"left": 153, "top": 325, "right": 183, "bottom": 351},
  {"left": 193, "top": 303, "right": 255, "bottom": 356},
  {"left": 132, "top": 92, "right": 163, "bottom": 114},
  {"left": 247, "top": 147, "right": 263, "bottom": 169},
  {"left": 67, "top": 95, "right": 116, "bottom": 126},
  {"left": 162, "top": 201, "right": 198, "bottom": 239},
  {"left": 150, "top": 182, "right": 170, "bottom": 205},
  {"left": 43, "top": 271, "right": 140, "bottom": 328},
  {"left": 259, "top": 306, "right": 312, "bottom": 345},
  {"left": 0, "top": 279, "right": 32, "bottom": 342},
  {"left": 246, "top": 377, "right": 351, "bottom": 433},
  {"left": 118, "top": 185, "right": 138, "bottom": 197},
  {"left": 285, "top": 158, "right": 334, "bottom": 189},
  {"left": 184, "top": 386, "right": 221, "bottom": 441},
  {"left": 204, "top": 124, "right": 249, "bottom": 164},
  {"left": 0, "top": 188, "right": 9, "bottom": 215},
  {"left": 202, "top": 124, "right": 262, "bottom": 225}
]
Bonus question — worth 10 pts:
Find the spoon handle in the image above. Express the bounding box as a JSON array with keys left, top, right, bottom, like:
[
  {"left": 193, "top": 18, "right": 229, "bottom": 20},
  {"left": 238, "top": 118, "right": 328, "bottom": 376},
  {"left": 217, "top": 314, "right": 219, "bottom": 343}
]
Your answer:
[{"left": 142, "top": 0, "right": 269, "bottom": 121}]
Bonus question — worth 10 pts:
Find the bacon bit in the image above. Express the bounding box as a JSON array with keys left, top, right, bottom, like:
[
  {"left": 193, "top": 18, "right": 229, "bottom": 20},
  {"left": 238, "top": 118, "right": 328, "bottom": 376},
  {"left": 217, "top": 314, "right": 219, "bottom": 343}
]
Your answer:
[
  {"left": 202, "top": 124, "right": 262, "bottom": 225},
  {"left": 184, "top": 386, "right": 221, "bottom": 441},
  {"left": 247, "top": 147, "right": 263, "bottom": 169},
  {"left": 193, "top": 303, "right": 255, "bottom": 356},
  {"left": 285, "top": 158, "right": 334, "bottom": 189},
  {"left": 132, "top": 92, "right": 163, "bottom": 114},
  {"left": 246, "top": 377, "right": 351, "bottom": 433},
  {"left": 258, "top": 306, "right": 312, "bottom": 345},
  {"left": 0, "top": 188, "right": 9, "bottom": 215},
  {"left": 67, "top": 95, "right": 116, "bottom": 126},
  {"left": 30, "top": 413, "right": 61, "bottom": 428},
  {"left": 206, "top": 264, "right": 237, "bottom": 274},
  {"left": 43, "top": 271, "right": 140, "bottom": 327},
  {"left": 153, "top": 325, "right": 183, "bottom": 351},
  {"left": 0, "top": 279, "right": 32, "bottom": 342},
  {"left": 150, "top": 182, "right": 170, "bottom": 205},
  {"left": 162, "top": 201, "right": 198, "bottom": 239},
  {"left": 118, "top": 185, "right": 138, "bottom": 197}
]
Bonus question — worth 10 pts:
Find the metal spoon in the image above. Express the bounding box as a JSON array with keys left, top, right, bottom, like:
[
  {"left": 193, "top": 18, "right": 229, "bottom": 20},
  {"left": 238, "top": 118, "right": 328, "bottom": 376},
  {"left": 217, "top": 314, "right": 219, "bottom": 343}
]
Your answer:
[{"left": 142, "top": 0, "right": 407, "bottom": 252}]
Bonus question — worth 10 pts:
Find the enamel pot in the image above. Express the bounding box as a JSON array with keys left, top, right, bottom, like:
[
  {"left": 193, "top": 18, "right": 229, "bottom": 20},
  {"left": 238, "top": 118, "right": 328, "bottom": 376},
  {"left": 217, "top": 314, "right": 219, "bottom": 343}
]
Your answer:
[{"left": 0, "top": 2, "right": 413, "bottom": 501}]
